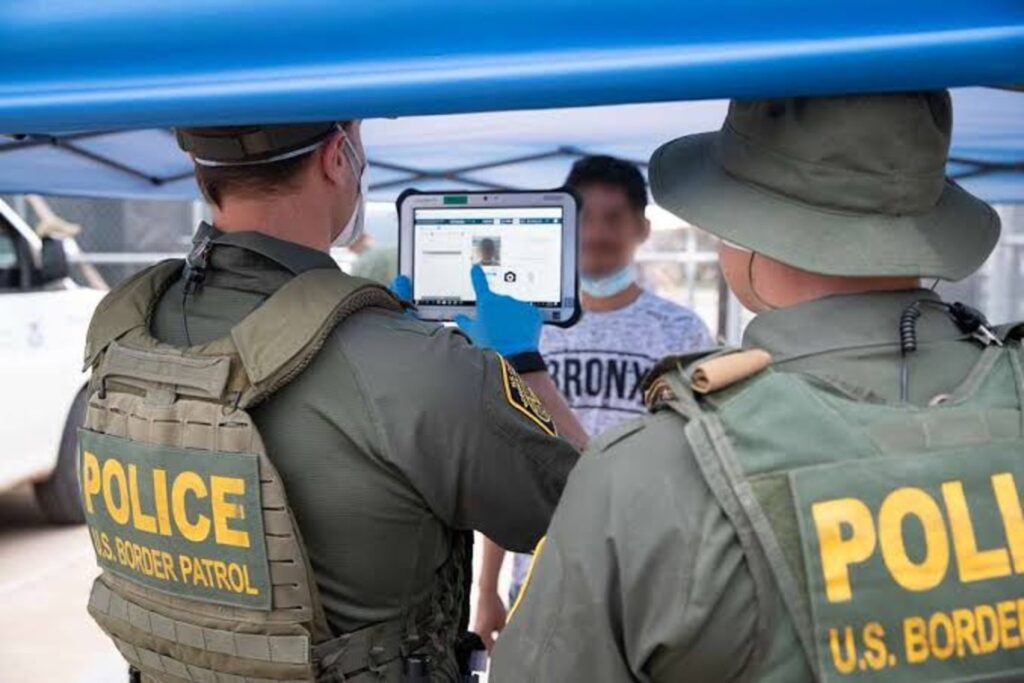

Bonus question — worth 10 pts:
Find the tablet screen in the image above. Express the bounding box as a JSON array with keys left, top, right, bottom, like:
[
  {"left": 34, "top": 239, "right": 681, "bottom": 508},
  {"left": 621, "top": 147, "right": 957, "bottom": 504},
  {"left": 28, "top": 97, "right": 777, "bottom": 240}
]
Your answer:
[{"left": 412, "top": 206, "right": 564, "bottom": 306}]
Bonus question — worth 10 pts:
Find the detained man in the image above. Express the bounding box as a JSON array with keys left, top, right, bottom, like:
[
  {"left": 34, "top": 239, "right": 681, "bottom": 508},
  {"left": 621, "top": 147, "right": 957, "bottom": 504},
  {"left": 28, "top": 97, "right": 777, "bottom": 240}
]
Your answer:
[
  {"left": 348, "top": 232, "right": 397, "bottom": 285},
  {"left": 473, "top": 155, "right": 713, "bottom": 650}
]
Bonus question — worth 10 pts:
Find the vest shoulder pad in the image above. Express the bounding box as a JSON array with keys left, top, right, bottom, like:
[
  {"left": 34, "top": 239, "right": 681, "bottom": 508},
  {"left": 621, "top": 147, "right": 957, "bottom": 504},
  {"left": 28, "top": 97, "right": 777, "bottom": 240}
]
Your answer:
[
  {"left": 229, "top": 269, "right": 402, "bottom": 394},
  {"left": 84, "top": 259, "right": 183, "bottom": 370},
  {"left": 85, "top": 262, "right": 402, "bottom": 408}
]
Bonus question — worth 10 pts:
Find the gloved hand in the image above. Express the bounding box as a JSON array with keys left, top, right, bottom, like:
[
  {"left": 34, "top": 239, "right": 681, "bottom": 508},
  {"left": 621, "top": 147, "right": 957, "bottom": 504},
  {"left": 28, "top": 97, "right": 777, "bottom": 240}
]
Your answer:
[
  {"left": 389, "top": 274, "right": 412, "bottom": 302},
  {"left": 455, "top": 265, "right": 542, "bottom": 356}
]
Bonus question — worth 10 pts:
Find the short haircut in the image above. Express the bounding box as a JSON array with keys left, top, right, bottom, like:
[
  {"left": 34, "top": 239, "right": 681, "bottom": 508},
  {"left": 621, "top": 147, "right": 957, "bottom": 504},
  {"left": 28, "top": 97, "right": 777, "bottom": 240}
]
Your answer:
[
  {"left": 191, "top": 121, "right": 353, "bottom": 207},
  {"left": 193, "top": 152, "right": 314, "bottom": 208},
  {"left": 565, "top": 155, "right": 648, "bottom": 213}
]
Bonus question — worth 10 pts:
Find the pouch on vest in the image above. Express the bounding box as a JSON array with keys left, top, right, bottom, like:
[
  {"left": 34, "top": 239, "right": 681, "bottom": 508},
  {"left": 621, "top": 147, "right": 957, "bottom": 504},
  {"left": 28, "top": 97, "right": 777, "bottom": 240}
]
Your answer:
[
  {"left": 653, "top": 342, "right": 1024, "bottom": 683},
  {"left": 78, "top": 260, "right": 417, "bottom": 683}
]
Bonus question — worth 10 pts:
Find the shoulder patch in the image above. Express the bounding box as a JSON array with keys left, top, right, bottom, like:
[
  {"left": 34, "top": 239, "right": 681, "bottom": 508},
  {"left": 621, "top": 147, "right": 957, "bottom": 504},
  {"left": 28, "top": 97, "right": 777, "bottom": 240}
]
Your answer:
[
  {"left": 499, "top": 357, "right": 557, "bottom": 437},
  {"left": 644, "top": 374, "right": 677, "bottom": 410}
]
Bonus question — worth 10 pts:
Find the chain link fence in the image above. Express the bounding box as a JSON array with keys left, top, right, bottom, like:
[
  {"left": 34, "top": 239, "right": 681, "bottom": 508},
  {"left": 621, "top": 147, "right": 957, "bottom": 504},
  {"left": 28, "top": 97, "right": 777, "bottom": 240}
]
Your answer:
[
  {"left": 2, "top": 195, "right": 1022, "bottom": 342},
  {"left": 2, "top": 194, "right": 199, "bottom": 286}
]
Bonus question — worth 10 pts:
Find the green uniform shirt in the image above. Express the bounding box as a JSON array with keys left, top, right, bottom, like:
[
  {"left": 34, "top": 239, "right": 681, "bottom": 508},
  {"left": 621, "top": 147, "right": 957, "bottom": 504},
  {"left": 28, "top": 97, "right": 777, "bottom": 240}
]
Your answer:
[
  {"left": 150, "top": 224, "right": 579, "bottom": 636},
  {"left": 491, "top": 289, "right": 985, "bottom": 682}
]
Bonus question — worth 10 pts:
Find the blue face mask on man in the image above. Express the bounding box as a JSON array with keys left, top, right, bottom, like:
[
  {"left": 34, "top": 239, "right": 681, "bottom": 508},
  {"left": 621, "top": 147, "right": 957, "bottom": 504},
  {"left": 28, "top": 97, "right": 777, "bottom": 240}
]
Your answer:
[{"left": 580, "top": 265, "right": 637, "bottom": 298}]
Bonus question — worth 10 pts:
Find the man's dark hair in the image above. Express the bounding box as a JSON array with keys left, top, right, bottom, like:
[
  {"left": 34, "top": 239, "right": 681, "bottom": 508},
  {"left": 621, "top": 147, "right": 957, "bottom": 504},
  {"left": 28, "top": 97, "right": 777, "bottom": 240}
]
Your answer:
[
  {"left": 194, "top": 152, "right": 314, "bottom": 208},
  {"left": 565, "top": 155, "right": 648, "bottom": 213}
]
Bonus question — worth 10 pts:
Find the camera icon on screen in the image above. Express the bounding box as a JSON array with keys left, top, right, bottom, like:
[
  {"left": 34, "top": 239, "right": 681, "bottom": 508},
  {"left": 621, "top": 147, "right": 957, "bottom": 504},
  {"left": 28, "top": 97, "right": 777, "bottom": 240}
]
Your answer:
[{"left": 503, "top": 271, "right": 517, "bottom": 283}]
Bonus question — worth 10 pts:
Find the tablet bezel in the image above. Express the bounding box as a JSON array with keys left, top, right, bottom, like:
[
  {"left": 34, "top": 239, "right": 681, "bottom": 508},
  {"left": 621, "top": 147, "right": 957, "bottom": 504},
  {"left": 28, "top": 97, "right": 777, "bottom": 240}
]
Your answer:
[{"left": 397, "top": 188, "right": 580, "bottom": 327}]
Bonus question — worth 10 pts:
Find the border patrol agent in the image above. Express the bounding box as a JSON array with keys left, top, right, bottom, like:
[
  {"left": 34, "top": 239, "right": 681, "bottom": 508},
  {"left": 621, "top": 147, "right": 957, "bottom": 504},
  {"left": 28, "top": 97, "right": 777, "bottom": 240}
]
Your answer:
[
  {"left": 79, "top": 121, "right": 581, "bottom": 682},
  {"left": 491, "top": 91, "right": 1024, "bottom": 682}
]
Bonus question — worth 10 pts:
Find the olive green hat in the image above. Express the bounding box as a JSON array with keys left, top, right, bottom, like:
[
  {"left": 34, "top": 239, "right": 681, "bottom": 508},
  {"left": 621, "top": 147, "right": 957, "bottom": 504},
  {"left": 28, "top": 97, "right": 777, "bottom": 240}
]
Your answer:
[
  {"left": 176, "top": 122, "right": 339, "bottom": 167},
  {"left": 649, "top": 91, "right": 1000, "bottom": 281}
]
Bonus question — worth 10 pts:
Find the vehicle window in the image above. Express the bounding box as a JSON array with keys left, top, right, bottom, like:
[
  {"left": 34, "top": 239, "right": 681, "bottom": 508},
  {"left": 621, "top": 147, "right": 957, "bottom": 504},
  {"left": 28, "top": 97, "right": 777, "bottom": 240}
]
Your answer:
[{"left": 0, "top": 225, "right": 20, "bottom": 288}]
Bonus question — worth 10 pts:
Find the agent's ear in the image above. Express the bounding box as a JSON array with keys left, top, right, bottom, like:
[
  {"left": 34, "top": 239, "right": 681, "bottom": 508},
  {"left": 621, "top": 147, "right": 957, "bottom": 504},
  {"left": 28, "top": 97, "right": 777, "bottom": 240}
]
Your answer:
[{"left": 319, "top": 131, "right": 348, "bottom": 185}]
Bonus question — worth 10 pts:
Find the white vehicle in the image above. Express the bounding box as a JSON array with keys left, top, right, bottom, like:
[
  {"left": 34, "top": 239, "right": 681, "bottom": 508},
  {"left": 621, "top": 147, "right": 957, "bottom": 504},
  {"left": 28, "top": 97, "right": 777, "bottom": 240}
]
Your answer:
[{"left": 0, "top": 199, "right": 105, "bottom": 523}]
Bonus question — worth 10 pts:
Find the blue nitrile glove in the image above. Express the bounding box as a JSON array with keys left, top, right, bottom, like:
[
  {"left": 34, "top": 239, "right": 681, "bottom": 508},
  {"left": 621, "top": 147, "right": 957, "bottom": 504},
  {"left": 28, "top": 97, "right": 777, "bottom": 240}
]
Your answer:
[
  {"left": 389, "top": 274, "right": 412, "bottom": 302},
  {"left": 455, "top": 265, "right": 542, "bottom": 356},
  {"left": 388, "top": 274, "right": 419, "bottom": 318}
]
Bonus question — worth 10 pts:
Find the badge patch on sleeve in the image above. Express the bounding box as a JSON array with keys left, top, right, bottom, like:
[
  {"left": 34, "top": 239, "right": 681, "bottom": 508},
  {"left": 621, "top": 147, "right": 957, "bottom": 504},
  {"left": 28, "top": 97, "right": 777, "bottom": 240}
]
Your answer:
[{"left": 500, "top": 357, "right": 557, "bottom": 436}]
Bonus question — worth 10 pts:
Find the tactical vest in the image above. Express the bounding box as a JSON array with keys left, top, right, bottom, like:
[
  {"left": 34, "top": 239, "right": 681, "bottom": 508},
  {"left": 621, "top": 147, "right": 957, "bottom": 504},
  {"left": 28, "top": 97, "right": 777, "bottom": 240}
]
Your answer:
[
  {"left": 646, "top": 335, "right": 1024, "bottom": 683},
  {"left": 78, "top": 259, "right": 462, "bottom": 683}
]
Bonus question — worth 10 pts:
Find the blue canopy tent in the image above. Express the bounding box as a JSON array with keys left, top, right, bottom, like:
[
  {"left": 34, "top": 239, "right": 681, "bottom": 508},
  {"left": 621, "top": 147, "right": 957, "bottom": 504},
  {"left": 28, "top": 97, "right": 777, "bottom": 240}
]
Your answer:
[{"left": 0, "top": 1, "right": 1022, "bottom": 202}]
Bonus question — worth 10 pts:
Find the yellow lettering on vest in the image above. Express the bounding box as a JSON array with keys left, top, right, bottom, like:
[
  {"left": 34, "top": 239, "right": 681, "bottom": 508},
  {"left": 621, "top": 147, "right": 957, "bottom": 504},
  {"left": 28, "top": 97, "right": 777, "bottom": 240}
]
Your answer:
[
  {"left": 929, "top": 611, "right": 956, "bottom": 660},
  {"left": 81, "top": 451, "right": 100, "bottom": 514},
  {"left": 243, "top": 565, "right": 259, "bottom": 596},
  {"left": 142, "top": 545, "right": 156, "bottom": 577},
  {"left": 101, "top": 458, "right": 130, "bottom": 525},
  {"left": 179, "top": 555, "right": 193, "bottom": 583},
  {"left": 125, "top": 540, "right": 137, "bottom": 570},
  {"left": 1016, "top": 598, "right": 1024, "bottom": 646},
  {"left": 149, "top": 549, "right": 164, "bottom": 580},
  {"left": 130, "top": 542, "right": 143, "bottom": 573},
  {"left": 154, "top": 550, "right": 170, "bottom": 581},
  {"left": 904, "top": 616, "right": 929, "bottom": 664},
  {"left": 812, "top": 498, "right": 876, "bottom": 603},
  {"left": 210, "top": 476, "right": 250, "bottom": 548},
  {"left": 126, "top": 464, "right": 158, "bottom": 534},
  {"left": 828, "top": 626, "right": 858, "bottom": 674},
  {"left": 227, "top": 563, "right": 245, "bottom": 593},
  {"left": 115, "top": 536, "right": 128, "bottom": 565},
  {"left": 100, "top": 532, "right": 112, "bottom": 560},
  {"left": 160, "top": 550, "right": 178, "bottom": 582},
  {"left": 862, "top": 622, "right": 889, "bottom": 670},
  {"left": 171, "top": 472, "right": 210, "bottom": 542},
  {"left": 942, "top": 480, "right": 1012, "bottom": 583},
  {"left": 997, "top": 600, "right": 1020, "bottom": 649},
  {"left": 975, "top": 604, "right": 1000, "bottom": 655},
  {"left": 193, "top": 557, "right": 211, "bottom": 587},
  {"left": 152, "top": 469, "right": 172, "bottom": 536},
  {"left": 879, "top": 487, "right": 949, "bottom": 592},
  {"left": 991, "top": 473, "right": 1024, "bottom": 573},
  {"left": 202, "top": 558, "right": 220, "bottom": 588},
  {"left": 211, "top": 560, "right": 229, "bottom": 591},
  {"left": 194, "top": 557, "right": 210, "bottom": 586},
  {"left": 951, "top": 608, "right": 979, "bottom": 657}
]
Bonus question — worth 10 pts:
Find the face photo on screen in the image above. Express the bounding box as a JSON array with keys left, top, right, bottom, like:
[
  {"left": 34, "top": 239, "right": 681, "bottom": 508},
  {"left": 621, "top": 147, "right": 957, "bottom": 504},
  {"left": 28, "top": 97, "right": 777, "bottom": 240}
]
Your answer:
[
  {"left": 474, "top": 237, "right": 502, "bottom": 266},
  {"left": 410, "top": 206, "right": 563, "bottom": 306},
  {"left": 398, "top": 191, "right": 579, "bottom": 325}
]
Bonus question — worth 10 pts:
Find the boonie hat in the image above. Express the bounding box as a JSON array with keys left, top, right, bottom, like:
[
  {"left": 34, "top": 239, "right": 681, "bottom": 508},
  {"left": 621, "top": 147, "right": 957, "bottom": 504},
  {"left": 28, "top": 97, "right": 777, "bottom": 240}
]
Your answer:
[
  {"left": 649, "top": 91, "right": 1000, "bottom": 281},
  {"left": 176, "top": 122, "right": 340, "bottom": 167}
]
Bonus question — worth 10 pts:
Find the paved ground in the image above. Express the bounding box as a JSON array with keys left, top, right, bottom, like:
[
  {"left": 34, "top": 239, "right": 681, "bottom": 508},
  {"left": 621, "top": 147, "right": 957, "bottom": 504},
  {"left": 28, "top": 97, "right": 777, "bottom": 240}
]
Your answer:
[
  {"left": 0, "top": 484, "right": 512, "bottom": 682},
  {"left": 0, "top": 485, "right": 123, "bottom": 683}
]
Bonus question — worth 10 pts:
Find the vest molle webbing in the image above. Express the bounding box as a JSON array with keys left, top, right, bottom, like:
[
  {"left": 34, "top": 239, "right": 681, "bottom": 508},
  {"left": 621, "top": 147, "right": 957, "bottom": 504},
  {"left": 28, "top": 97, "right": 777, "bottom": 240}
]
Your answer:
[
  {"left": 78, "top": 260, "right": 442, "bottom": 682},
  {"left": 650, "top": 342, "right": 1024, "bottom": 683}
]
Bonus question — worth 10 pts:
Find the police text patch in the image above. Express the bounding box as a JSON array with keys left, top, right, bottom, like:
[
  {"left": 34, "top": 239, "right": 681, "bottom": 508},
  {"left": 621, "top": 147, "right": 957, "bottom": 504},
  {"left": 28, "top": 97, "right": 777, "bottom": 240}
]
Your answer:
[
  {"left": 792, "top": 446, "right": 1024, "bottom": 682},
  {"left": 500, "top": 357, "right": 557, "bottom": 436},
  {"left": 79, "top": 430, "right": 271, "bottom": 610}
]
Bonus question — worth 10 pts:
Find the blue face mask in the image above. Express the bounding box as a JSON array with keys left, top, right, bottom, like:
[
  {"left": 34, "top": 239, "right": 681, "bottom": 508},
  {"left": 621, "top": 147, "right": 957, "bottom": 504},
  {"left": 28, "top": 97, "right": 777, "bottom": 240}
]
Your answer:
[{"left": 580, "top": 265, "right": 637, "bottom": 298}]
